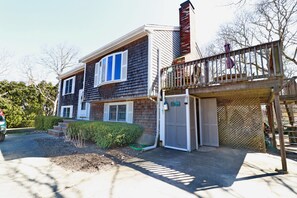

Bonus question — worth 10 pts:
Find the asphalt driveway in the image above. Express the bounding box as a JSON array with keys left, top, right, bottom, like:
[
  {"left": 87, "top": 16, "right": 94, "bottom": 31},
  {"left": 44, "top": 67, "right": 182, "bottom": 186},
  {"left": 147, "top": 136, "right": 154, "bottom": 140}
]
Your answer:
[{"left": 1, "top": 132, "right": 297, "bottom": 198}]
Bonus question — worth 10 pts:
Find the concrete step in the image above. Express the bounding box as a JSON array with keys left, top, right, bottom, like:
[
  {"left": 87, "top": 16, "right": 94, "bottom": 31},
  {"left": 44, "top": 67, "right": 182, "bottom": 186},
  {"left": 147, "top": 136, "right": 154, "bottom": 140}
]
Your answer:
[
  {"left": 63, "top": 119, "right": 76, "bottom": 123},
  {"left": 53, "top": 126, "right": 62, "bottom": 131},
  {"left": 58, "top": 122, "right": 69, "bottom": 128},
  {"left": 48, "top": 129, "right": 64, "bottom": 137}
]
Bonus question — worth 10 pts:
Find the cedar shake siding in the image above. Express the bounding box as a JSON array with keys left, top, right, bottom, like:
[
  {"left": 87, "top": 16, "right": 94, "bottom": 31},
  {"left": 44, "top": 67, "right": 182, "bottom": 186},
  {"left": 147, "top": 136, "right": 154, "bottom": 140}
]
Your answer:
[
  {"left": 84, "top": 36, "right": 149, "bottom": 102},
  {"left": 59, "top": 71, "right": 84, "bottom": 118},
  {"left": 90, "top": 99, "right": 156, "bottom": 135}
]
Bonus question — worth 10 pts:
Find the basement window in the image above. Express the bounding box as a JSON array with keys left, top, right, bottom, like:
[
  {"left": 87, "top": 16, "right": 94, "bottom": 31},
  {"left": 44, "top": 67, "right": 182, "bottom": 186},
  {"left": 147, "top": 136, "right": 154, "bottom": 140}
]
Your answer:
[
  {"left": 103, "top": 101, "right": 133, "bottom": 123},
  {"left": 60, "top": 105, "right": 73, "bottom": 118}
]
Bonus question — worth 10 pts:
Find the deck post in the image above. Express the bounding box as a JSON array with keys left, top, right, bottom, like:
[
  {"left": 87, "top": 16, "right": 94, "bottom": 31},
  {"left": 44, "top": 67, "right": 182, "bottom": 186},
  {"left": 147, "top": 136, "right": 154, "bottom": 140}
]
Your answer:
[
  {"left": 274, "top": 92, "right": 288, "bottom": 173},
  {"left": 266, "top": 103, "right": 276, "bottom": 148}
]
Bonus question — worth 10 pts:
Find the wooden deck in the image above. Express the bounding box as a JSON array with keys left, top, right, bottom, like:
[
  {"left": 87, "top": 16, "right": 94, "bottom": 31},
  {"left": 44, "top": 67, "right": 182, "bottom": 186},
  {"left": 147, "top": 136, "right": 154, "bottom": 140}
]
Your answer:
[{"left": 161, "top": 40, "right": 285, "bottom": 101}]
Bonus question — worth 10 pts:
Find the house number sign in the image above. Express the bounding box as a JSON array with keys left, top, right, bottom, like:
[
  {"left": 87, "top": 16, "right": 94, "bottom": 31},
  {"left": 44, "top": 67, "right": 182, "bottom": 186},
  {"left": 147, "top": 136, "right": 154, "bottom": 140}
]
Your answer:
[{"left": 170, "top": 101, "right": 180, "bottom": 107}]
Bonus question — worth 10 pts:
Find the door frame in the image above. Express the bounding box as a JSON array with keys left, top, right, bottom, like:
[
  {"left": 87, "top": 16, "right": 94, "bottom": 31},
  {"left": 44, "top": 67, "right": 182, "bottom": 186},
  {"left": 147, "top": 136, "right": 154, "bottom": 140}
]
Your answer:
[
  {"left": 164, "top": 94, "right": 188, "bottom": 151},
  {"left": 198, "top": 98, "right": 219, "bottom": 147},
  {"left": 163, "top": 91, "right": 198, "bottom": 152},
  {"left": 77, "top": 89, "right": 90, "bottom": 120}
]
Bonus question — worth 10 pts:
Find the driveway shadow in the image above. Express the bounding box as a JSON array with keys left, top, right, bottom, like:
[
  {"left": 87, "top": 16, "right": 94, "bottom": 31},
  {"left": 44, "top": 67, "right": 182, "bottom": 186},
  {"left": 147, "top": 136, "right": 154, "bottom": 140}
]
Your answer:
[
  {"left": 115, "top": 147, "right": 246, "bottom": 193},
  {"left": 0, "top": 133, "right": 47, "bottom": 160}
]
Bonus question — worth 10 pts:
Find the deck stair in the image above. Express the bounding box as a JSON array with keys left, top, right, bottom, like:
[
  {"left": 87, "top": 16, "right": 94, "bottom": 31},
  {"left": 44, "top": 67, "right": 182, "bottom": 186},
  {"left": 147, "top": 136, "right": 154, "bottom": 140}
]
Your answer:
[
  {"left": 47, "top": 119, "right": 75, "bottom": 137},
  {"left": 280, "top": 77, "right": 297, "bottom": 145}
]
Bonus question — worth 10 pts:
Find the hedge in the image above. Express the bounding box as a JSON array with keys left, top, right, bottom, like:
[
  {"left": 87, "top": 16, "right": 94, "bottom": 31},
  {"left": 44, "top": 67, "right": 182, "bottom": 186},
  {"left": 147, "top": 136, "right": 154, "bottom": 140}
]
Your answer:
[
  {"left": 66, "top": 121, "right": 143, "bottom": 148},
  {"left": 35, "top": 116, "right": 63, "bottom": 130}
]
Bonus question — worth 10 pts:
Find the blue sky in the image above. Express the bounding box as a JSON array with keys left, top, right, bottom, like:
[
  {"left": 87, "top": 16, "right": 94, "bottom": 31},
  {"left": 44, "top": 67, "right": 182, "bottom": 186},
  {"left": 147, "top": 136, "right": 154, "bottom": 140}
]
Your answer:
[{"left": 0, "top": 0, "right": 238, "bottom": 82}]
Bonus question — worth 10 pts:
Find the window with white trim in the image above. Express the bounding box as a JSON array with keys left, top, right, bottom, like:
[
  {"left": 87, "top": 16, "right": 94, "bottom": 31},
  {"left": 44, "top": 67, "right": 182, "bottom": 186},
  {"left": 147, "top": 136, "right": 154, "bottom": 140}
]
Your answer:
[
  {"left": 103, "top": 101, "right": 133, "bottom": 123},
  {"left": 62, "top": 76, "right": 76, "bottom": 95},
  {"left": 94, "top": 50, "right": 128, "bottom": 87},
  {"left": 60, "top": 105, "right": 73, "bottom": 118}
]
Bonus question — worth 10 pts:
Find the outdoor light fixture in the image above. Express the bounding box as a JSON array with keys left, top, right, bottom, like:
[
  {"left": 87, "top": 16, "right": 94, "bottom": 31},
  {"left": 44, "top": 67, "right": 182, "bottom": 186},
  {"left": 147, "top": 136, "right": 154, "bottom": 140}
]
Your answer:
[{"left": 184, "top": 95, "right": 189, "bottom": 105}]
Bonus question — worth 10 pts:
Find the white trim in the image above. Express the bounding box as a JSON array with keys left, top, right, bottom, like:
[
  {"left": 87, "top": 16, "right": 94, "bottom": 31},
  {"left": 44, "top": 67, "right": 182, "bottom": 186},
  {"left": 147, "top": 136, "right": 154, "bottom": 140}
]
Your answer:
[
  {"left": 164, "top": 145, "right": 188, "bottom": 152},
  {"left": 199, "top": 98, "right": 202, "bottom": 146},
  {"left": 60, "top": 105, "right": 73, "bottom": 118},
  {"left": 57, "top": 79, "right": 62, "bottom": 116},
  {"left": 62, "top": 76, "right": 75, "bottom": 96},
  {"left": 59, "top": 64, "right": 84, "bottom": 79},
  {"left": 185, "top": 89, "right": 191, "bottom": 151},
  {"left": 160, "top": 90, "right": 166, "bottom": 142},
  {"left": 79, "top": 24, "right": 179, "bottom": 63},
  {"left": 165, "top": 94, "right": 187, "bottom": 98},
  {"left": 103, "top": 101, "right": 133, "bottom": 123},
  {"left": 194, "top": 98, "right": 198, "bottom": 150},
  {"left": 147, "top": 31, "right": 153, "bottom": 96},
  {"left": 94, "top": 51, "right": 127, "bottom": 88}
]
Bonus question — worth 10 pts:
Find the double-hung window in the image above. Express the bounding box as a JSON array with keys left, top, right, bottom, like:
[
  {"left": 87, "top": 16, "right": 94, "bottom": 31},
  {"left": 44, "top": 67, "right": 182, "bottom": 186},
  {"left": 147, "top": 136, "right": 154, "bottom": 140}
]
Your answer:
[
  {"left": 60, "top": 105, "right": 73, "bottom": 118},
  {"left": 94, "top": 50, "right": 128, "bottom": 87},
  {"left": 62, "top": 76, "right": 75, "bottom": 95},
  {"left": 103, "top": 101, "right": 133, "bottom": 123}
]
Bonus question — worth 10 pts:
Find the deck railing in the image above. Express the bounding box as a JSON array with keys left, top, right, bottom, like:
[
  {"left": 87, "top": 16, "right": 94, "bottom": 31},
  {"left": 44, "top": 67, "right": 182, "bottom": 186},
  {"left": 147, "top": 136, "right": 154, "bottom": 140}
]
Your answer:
[
  {"left": 161, "top": 40, "right": 284, "bottom": 90},
  {"left": 280, "top": 76, "right": 297, "bottom": 98}
]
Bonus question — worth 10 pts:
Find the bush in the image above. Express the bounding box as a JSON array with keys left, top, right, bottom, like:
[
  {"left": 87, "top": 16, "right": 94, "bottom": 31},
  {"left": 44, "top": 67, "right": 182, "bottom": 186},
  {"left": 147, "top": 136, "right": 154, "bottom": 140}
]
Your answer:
[
  {"left": 34, "top": 116, "right": 44, "bottom": 130},
  {"left": 67, "top": 121, "right": 143, "bottom": 148},
  {"left": 35, "top": 116, "right": 63, "bottom": 130}
]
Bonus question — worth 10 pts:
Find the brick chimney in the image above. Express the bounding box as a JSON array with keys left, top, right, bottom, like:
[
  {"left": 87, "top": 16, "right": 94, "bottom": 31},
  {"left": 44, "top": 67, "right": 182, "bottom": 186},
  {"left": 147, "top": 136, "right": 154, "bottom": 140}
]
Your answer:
[{"left": 179, "top": 0, "right": 196, "bottom": 57}]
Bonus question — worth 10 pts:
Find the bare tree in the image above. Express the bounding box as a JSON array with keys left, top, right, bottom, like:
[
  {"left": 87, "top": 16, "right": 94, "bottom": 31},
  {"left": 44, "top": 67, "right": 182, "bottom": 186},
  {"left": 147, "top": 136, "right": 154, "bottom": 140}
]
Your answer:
[
  {"left": 29, "top": 43, "right": 80, "bottom": 115},
  {"left": 0, "top": 50, "right": 11, "bottom": 77},
  {"left": 205, "top": 0, "right": 297, "bottom": 77},
  {"left": 22, "top": 56, "right": 58, "bottom": 116},
  {"left": 39, "top": 43, "right": 79, "bottom": 77}
]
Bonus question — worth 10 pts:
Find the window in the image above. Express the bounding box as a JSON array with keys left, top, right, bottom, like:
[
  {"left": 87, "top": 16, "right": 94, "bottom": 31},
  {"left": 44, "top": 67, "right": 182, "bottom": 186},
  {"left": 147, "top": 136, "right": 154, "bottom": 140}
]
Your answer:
[
  {"left": 62, "top": 76, "right": 76, "bottom": 95},
  {"left": 81, "top": 102, "right": 86, "bottom": 110},
  {"left": 103, "top": 101, "right": 133, "bottom": 123},
  {"left": 94, "top": 50, "right": 128, "bottom": 87},
  {"left": 60, "top": 105, "right": 73, "bottom": 118}
]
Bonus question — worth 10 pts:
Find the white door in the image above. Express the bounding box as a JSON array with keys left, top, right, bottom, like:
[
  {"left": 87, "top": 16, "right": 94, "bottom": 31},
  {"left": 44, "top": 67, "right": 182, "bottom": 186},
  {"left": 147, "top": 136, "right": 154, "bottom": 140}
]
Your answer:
[
  {"left": 200, "top": 98, "right": 219, "bottom": 147},
  {"left": 77, "top": 89, "right": 90, "bottom": 120}
]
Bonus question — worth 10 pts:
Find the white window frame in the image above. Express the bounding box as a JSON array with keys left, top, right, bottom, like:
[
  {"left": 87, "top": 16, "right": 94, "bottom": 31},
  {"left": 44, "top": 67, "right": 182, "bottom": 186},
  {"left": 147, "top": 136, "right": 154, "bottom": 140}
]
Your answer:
[
  {"left": 62, "top": 76, "right": 76, "bottom": 96},
  {"left": 103, "top": 101, "right": 133, "bottom": 123},
  {"left": 60, "top": 105, "right": 73, "bottom": 118},
  {"left": 94, "top": 50, "right": 128, "bottom": 87}
]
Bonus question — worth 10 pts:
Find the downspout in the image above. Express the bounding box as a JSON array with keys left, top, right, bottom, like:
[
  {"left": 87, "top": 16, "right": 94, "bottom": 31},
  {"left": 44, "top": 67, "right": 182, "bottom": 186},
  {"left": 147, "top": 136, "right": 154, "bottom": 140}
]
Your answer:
[
  {"left": 142, "top": 38, "right": 161, "bottom": 151},
  {"left": 56, "top": 78, "right": 62, "bottom": 117}
]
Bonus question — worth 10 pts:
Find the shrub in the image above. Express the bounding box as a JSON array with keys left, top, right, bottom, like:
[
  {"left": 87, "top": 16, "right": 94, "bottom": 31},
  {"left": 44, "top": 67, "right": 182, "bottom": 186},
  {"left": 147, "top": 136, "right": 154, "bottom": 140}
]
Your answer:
[
  {"left": 35, "top": 116, "right": 63, "bottom": 130},
  {"left": 34, "top": 116, "right": 44, "bottom": 130},
  {"left": 66, "top": 121, "right": 143, "bottom": 148}
]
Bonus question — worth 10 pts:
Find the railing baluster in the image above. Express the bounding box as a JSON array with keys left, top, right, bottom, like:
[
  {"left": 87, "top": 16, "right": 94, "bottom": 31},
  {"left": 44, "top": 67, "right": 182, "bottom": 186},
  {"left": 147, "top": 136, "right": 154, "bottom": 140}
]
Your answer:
[
  {"left": 211, "top": 58, "right": 214, "bottom": 84},
  {"left": 265, "top": 44, "right": 271, "bottom": 76},
  {"left": 232, "top": 51, "right": 235, "bottom": 81},
  {"left": 238, "top": 51, "right": 242, "bottom": 79},
  {"left": 259, "top": 47, "right": 265, "bottom": 76},
  {"left": 225, "top": 53, "right": 228, "bottom": 83},
  {"left": 220, "top": 55, "right": 223, "bottom": 82},
  {"left": 254, "top": 46, "right": 258, "bottom": 78},
  {"left": 249, "top": 48, "right": 253, "bottom": 80},
  {"left": 216, "top": 58, "right": 219, "bottom": 83},
  {"left": 277, "top": 41, "right": 283, "bottom": 75},
  {"left": 272, "top": 43, "right": 276, "bottom": 76}
]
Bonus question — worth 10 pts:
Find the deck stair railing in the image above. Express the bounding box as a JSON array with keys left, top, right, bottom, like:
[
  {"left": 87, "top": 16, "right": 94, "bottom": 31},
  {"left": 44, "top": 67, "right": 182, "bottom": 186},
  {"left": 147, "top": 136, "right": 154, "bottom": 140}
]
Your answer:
[
  {"left": 280, "top": 77, "right": 297, "bottom": 99},
  {"left": 161, "top": 40, "right": 284, "bottom": 90}
]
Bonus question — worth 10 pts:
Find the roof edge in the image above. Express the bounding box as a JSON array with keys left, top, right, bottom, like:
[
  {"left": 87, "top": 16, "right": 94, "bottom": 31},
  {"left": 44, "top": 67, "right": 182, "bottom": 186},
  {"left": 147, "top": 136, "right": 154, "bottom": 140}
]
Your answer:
[
  {"left": 79, "top": 24, "right": 179, "bottom": 63},
  {"left": 59, "top": 64, "right": 85, "bottom": 80}
]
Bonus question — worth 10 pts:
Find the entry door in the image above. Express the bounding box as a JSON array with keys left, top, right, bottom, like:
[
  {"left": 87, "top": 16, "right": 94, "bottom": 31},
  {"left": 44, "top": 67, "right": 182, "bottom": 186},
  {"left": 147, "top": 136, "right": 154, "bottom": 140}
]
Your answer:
[
  {"left": 165, "top": 96, "right": 187, "bottom": 150},
  {"left": 200, "top": 98, "right": 219, "bottom": 147},
  {"left": 77, "top": 89, "right": 89, "bottom": 120}
]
